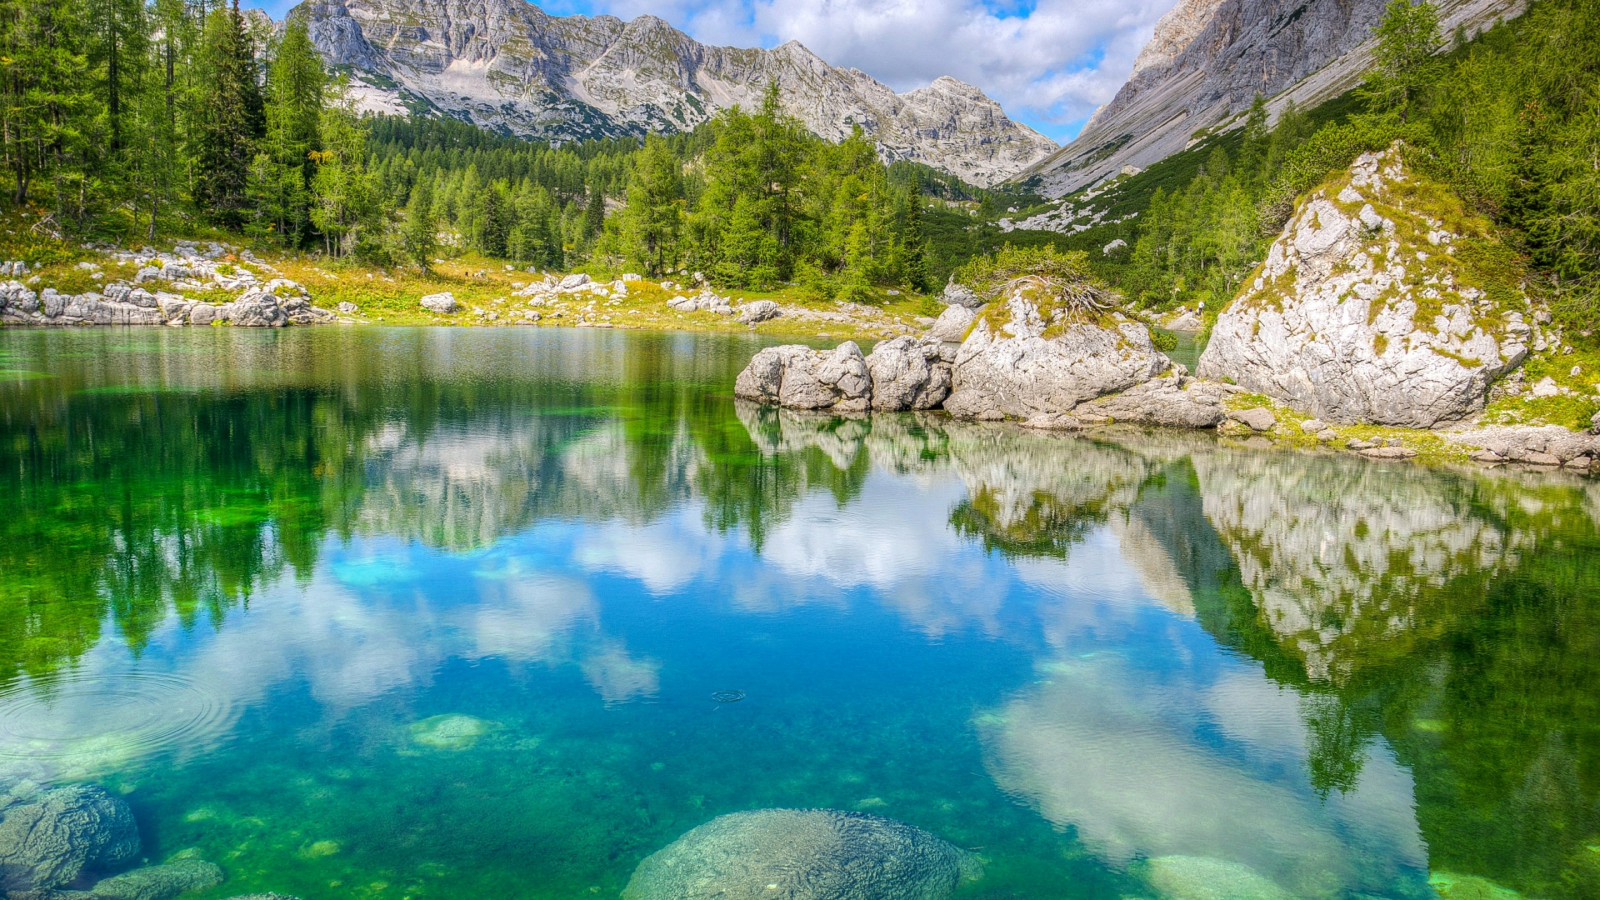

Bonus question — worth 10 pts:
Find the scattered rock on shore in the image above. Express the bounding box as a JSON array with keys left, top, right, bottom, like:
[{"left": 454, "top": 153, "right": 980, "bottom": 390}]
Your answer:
[{"left": 420, "top": 292, "right": 459, "bottom": 314}]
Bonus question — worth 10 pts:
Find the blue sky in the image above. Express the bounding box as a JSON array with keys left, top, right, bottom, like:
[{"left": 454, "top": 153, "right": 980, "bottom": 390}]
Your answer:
[{"left": 247, "top": 0, "right": 1181, "bottom": 143}]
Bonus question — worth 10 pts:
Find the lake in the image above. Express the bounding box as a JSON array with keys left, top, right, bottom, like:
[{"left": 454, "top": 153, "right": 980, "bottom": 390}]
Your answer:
[{"left": 1, "top": 326, "right": 1597, "bottom": 900}]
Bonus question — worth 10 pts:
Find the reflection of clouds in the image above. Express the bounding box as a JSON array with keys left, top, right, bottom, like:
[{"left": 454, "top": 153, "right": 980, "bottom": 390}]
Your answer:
[
  {"left": 981, "top": 652, "right": 1424, "bottom": 897},
  {"left": 572, "top": 510, "right": 727, "bottom": 595},
  {"left": 580, "top": 641, "right": 661, "bottom": 705}
]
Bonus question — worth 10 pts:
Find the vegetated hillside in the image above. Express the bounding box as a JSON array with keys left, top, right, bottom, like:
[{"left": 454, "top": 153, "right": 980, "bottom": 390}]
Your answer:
[
  {"left": 1005, "top": 0, "right": 1599, "bottom": 339},
  {"left": 1023, "top": 0, "right": 1526, "bottom": 196}
]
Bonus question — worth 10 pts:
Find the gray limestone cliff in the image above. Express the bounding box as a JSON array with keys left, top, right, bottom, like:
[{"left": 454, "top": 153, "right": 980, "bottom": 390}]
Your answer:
[{"left": 298, "top": 0, "right": 1056, "bottom": 186}]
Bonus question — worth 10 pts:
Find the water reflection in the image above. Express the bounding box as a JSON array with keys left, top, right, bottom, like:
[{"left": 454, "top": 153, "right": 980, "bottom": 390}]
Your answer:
[{"left": 1, "top": 328, "right": 1598, "bottom": 899}]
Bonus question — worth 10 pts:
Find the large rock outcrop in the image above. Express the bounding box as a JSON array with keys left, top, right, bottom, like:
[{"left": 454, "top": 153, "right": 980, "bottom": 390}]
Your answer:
[
  {"left": 622, "top": 809, "right": 980, "bottom": 900},
  {"left": 944, "top": 291, "right": 1170, "bottom": 420},
  {"left": 300, "top": 0, "right": 1056, "bottom": 186},
  {"left": 1198, "top": 145, "right": 1534, "bottom": 427}
]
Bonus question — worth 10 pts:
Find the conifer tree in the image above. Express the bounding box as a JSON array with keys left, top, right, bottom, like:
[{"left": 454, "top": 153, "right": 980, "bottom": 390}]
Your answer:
[
  {"left": 1, "top": 0, "right": 91, "bottom": 207},
  {"left": 193, "top": 0, "right": 264, "bottom": 227},
  {"left": 621, "top": 135, "right": 682, "bottom": 275},
  {"left": 254, "top": 13, "right": 322, "bottom": 244},
  {"left": 401, "top": 175, "right": 436, "bottom": 269},
  {"left": 1363, "top": 0, "right": 1441, "bottom": 121}
]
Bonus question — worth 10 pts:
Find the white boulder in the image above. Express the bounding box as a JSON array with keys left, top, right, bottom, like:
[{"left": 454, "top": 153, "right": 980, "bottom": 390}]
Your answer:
[{"left": 1198, "top": 144, "right": 1530, "bottom": 427}]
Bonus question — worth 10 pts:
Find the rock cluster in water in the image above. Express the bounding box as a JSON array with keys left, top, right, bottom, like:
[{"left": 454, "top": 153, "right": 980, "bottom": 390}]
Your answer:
[
  {"left": 0, "top": 779, "right": 290, "bottom": 900},
  {"left": 736, "top": 283, "right": 1212, "bottom": 425},
  {"left": 734, "top": 146, "right": 1599, "bottom": 468},
  {"left": 623, "top": 808, "right": 980, "bottom": 900},
  {"left": 0, "top": 243, "right": 338, "bottom": 328}
]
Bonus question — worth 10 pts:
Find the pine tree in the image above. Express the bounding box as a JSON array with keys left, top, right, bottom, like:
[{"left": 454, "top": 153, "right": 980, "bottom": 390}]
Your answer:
[
  {"left": 193, "top": 0, "right": 264, "bottom": 228},
  {"left": 583, "top": 182, "right": 604, "bottom": 244},
  {"left": 86, "top": 0, "right": 147, "bottom": 155}
]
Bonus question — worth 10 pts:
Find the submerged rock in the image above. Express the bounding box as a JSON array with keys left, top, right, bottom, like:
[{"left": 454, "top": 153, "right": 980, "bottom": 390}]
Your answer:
[
  {"left": 945, "top": 292, "right": 1169, "bottom": 420},
  {"left": 1198, "top": 144, "right": 1533, "bottom": 427},
  {"left": 735, "top": 343, "right": 873, "bottom": 412},
  {"left": 623, "top": 808, "right": 980, "bottom": 900},
  {"left": 1140, "top": 855, "right": 1292, "bottom": 900},
  {"left": 89, "top": 859, "right": 225, "bottom": 900},
  {"left": 865, "top": 337, "right": 951, "bottom": 411},
  {"left": 408, "top": 714, "right": 494, "bottom": 750},
  {"left": 0, "top": 783, "right": 140, "bottom": 894}
]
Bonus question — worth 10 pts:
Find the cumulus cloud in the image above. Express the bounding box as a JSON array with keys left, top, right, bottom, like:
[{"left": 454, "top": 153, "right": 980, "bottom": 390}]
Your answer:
[{"left": 575, "top": 0, "right": 1180, "bottom": 138}]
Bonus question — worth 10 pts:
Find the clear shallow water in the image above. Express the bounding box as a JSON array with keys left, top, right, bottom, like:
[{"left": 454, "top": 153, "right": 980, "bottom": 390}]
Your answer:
[{"left": 1, "top": 327, "right": 1598, "bottom": 900}]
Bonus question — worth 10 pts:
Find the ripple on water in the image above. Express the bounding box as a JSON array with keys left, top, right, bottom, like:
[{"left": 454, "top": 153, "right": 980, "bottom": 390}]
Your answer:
[{"left": 0, "top": 671, "right": 238, "bottom": 779}]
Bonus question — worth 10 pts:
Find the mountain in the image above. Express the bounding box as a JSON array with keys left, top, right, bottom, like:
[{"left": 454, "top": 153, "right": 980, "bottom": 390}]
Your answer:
[
  {"left": 296, "top": 0, "right": 1057, "bottom": 187},
  {"left": 1020, "top": 0, "right": 1527, "bottom": 196}
]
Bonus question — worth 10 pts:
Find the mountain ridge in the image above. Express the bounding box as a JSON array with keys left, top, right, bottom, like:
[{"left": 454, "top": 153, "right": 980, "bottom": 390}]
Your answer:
[
  {"left": 1022, "top": 0, "right": 1527, "bottom": 196},
  {"left": 296, "top": 0, "right": 1057, "bottom": 187}
]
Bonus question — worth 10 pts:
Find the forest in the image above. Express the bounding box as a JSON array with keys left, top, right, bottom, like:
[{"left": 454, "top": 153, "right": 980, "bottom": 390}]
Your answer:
[{"left": 1, "top": 0, "right": 1595, "bottom": 318}]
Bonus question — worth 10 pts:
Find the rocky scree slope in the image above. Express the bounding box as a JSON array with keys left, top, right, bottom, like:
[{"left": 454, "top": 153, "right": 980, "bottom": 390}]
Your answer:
[
  {"left": 299, "top": 0, "right": 1056, "bottom": 186},
  {"left": 1198, "top": 143, "right": 1547, "bottom": 428},
  {"left": 1021, "top": 0, "right": 1526, "bottom": 196}
]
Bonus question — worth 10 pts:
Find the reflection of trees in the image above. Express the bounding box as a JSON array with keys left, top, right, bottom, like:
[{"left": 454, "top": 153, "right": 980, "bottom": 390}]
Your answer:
[{"left": 0, "top": 329, "right": 773, "bottom": 686}]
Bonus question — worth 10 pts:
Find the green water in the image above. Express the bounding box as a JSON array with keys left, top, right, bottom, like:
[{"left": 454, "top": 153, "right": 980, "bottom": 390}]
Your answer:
[{"left": 0, "top": 326, "right": 1598, "bottom": 900}]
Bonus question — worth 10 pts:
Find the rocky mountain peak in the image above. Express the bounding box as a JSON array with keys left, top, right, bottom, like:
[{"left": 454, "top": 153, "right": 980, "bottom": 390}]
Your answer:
[
  {"left": 1025, "top": 0, "right": 1526, "bottom": 196},
  {"left": 299, "top": 0, "right": 1056, "bottom": 186}
]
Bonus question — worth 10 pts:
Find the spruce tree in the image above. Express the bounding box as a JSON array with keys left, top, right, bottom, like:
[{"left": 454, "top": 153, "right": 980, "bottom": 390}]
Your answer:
[
  {"left": 256, "top": 13, "right": 323, "bottom": 244},
  {"left": 193, "top": 0, "right": 263, "bottom": 228}
]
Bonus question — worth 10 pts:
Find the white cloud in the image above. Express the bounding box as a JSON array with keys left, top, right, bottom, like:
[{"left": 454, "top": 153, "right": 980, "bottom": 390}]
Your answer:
[{"left": 584, "top": 0, "right": 1180, "bottom": 138}]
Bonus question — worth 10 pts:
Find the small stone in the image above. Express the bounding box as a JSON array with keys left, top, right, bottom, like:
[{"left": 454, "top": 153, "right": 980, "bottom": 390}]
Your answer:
[
  {"left": 1346, "top": 439, "right": 1377, "bottom": 450},
  {"left": 420, "top": 292, "right": 458, "bottom": 314},
  {"left": 1530, "top": 377, "right": 1561, "bottom": 398},
  {"left": 336, "top": 301, "right": 359, "bottom": 314},
  {"left": 1384, "top": 437, "right": 1404, "bottom": 447},
  {"left": 1359, "top": 446, "right": 1418, "bottom": 459},
  {"left": 1021, "top": 413, "right": 1084, "bottom": 431},
  {"left": 1564, "top": 456, "right": 1591, "bottom": 470},
  {"left": 1229, "top": 407, "right": 1276, "bottom": 432},
  {"left": 1299, "top": 419, "right": 1326, "bottom": 434},
  {"left": 1524, "top": 451, "right": 1561, "bottom": 466},
  {"left": 1471, "top": 450, "right": 1505, "bottom": 463},
  {"left": 1316, "top": 429, "right": 1338, "bottom": 442}
]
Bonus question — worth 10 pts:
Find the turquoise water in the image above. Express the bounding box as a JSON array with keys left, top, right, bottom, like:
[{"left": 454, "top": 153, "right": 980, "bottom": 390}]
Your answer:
[{"left": 1, "top": 327, "right": 1598, "bottom": 900}]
